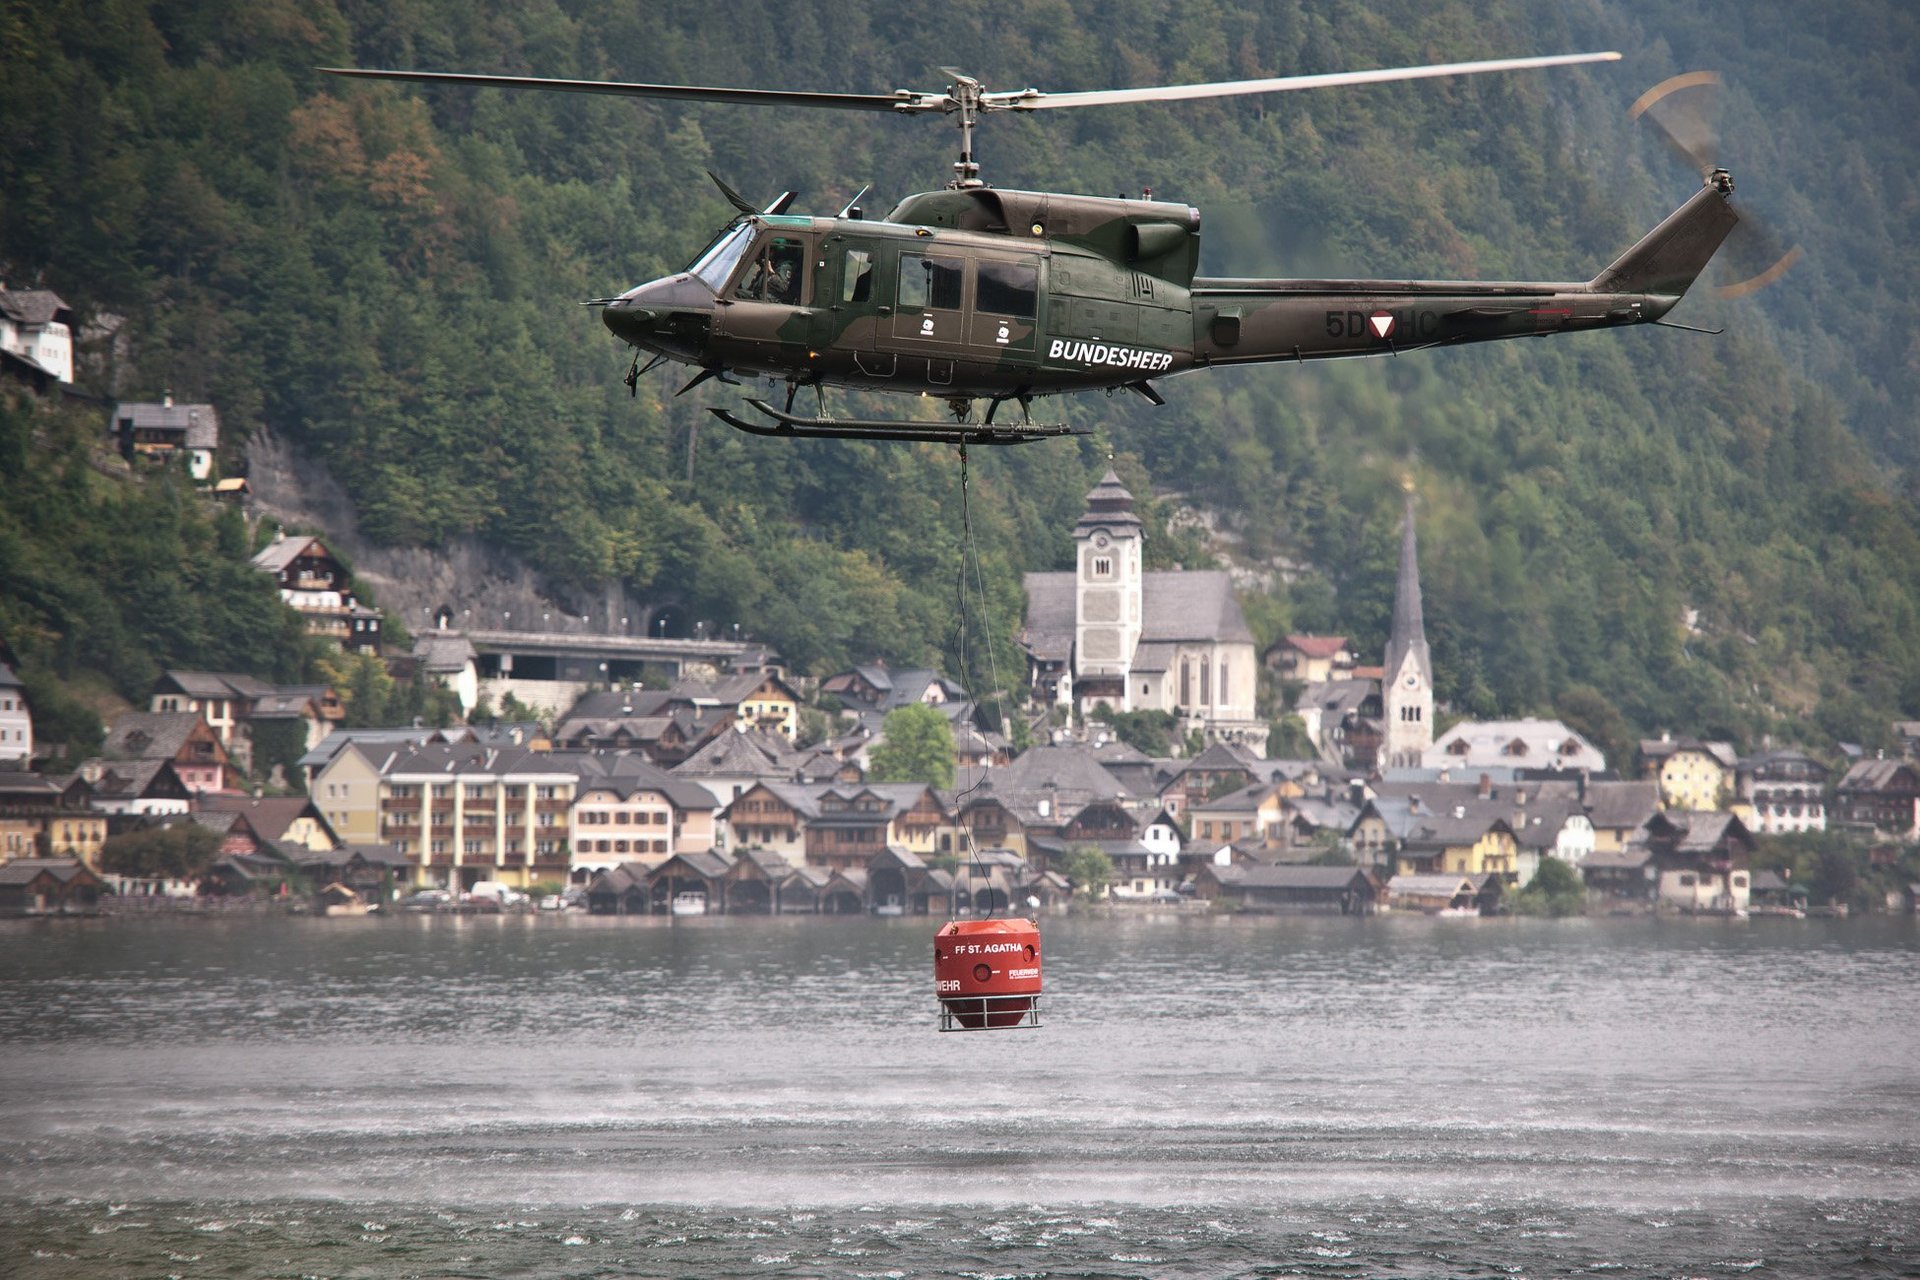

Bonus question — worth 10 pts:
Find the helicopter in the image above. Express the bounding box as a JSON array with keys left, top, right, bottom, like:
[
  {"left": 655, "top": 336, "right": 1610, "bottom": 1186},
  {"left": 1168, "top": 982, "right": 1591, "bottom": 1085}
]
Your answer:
[{"left": 321, "top": 54, "right": 1753, "bottom": 446}]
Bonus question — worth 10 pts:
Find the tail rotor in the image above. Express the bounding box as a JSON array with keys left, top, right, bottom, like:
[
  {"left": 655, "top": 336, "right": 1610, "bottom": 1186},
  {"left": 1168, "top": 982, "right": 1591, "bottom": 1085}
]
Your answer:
[{"left": 1630, "top": 71, "right": 1801, "bottom": 299}]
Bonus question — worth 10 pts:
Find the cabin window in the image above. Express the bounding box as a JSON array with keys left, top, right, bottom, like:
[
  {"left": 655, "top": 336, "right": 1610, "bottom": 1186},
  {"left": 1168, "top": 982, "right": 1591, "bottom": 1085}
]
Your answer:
[
  {"left": 976, "top": 259, "right": 1038, "bottom": 318},
  {"left": 899, "top": 254, "right": 963, "bottom": 311},
  {"left": 842, "top": 249, "right": 874, "bottom": 303}
]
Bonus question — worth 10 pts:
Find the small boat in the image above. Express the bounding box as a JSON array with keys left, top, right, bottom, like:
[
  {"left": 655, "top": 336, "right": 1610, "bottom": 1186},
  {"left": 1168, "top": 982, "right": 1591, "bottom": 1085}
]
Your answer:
[
  {"left": 318, "top": 883, "right": 371, "bottom": 917},
  {"left": 669, "top": 891, "right": 708, "bottom": 916}
]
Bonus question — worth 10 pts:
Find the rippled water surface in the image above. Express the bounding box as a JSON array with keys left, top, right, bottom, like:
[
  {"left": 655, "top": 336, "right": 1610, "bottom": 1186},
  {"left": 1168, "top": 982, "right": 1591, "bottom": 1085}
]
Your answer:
[{"left": 2, "top": 912, "right": 1915, "bottom": 1277}]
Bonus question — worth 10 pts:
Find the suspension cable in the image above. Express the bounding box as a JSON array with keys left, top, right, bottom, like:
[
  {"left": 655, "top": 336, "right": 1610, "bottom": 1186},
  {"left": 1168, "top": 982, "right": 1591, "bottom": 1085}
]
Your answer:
[{"left": 949, "top": 442, "right": 1001, "bottom": 919}]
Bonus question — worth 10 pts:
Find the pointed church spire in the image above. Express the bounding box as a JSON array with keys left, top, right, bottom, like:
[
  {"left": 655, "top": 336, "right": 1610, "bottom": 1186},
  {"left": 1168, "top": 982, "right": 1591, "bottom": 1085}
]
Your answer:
[
  {"left": 1385, "top": 485, "right": 1429, "bottom": 684},
  {"left": 1382, "top": 482, "right": 1434, "bottom": 767}
]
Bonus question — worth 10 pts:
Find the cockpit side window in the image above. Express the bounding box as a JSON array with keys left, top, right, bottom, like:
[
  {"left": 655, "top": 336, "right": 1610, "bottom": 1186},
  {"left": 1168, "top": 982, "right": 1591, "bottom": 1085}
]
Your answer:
[{"left": 734, "top": 236, "right": 808, "bottom": 305}]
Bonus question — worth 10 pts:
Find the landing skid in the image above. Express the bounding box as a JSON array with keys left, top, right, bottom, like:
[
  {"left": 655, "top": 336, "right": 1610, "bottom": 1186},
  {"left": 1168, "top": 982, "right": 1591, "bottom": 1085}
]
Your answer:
[{"left": 709, "top": 398, "right": 1082, "bottom": 446}]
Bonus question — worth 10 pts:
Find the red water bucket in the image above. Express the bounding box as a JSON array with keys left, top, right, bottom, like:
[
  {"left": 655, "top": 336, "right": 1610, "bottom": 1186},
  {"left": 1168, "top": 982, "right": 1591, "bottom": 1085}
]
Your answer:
[{"left": 934, "top": 918, "right": 1041, "bottom": 1030}]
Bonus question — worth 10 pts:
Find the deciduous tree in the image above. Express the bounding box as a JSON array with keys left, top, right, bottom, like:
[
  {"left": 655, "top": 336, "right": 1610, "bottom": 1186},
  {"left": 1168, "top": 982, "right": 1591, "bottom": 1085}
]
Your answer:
[{"left": 869, "top": 703, "right": 955, "bottom": 790}]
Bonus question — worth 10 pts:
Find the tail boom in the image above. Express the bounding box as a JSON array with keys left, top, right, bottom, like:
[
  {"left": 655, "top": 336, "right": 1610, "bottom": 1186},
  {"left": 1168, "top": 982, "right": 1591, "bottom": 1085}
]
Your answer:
[{"left": 1189, "top": 174, "right": 1737, "bottom": 367}]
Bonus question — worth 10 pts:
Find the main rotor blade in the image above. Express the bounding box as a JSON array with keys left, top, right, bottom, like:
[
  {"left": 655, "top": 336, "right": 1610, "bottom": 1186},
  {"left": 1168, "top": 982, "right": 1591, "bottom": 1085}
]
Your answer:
[
  {"left": 982, "top": 51, "right": 1620, "bottom": 110},
  {"left": 320, "top": 67, "right": 931, "bottom": 112}
]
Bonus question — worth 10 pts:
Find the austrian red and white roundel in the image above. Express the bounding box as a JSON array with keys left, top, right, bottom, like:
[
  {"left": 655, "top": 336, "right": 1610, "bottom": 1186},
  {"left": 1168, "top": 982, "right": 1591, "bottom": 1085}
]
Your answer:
[{"left": 1368, "top": 311, "right": 1396, "bottom": 339}]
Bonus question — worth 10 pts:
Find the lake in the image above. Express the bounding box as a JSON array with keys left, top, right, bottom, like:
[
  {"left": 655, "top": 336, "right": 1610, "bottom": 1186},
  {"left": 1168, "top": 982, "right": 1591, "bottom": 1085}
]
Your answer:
[{"left": 2, "top": 911, "right": 1915, "bottom": 1277}]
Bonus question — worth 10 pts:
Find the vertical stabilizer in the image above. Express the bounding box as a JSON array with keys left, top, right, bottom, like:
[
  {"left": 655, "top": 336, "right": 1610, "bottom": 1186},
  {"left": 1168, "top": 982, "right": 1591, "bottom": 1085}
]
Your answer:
[{"left": 1589, "top": 172, "right": 1739, "bottom": 297}]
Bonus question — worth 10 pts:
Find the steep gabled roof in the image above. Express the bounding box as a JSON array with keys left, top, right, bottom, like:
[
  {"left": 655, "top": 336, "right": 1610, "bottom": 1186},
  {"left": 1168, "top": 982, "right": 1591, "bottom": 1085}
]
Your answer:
[
  {"left": 1192, "top": 780, "right": 1281, "bottom": 815},
  {"left": 1837, "top": 758, "right": 1920, "bottom": 792},
  {"left": 88, "top": 758, "right": 191, "bottom": 799},
  {"left": 1638, "top": 736, "right": 1739, "bottom": 770},
  {"left": 564, "top": 750, "right": 722, "bottom": 810},
  {"left": 250, "top": 534, "right": 333, "bottom": 575},
  {"left": 1296, "top": 678, "right": 1377, "bottom": 720},
  {"left": 1019, "top": 571, "right": 1076, "bottom": 663},
  {"left": 1139, "top": 570, "right": 1252, "bottom": 645},
  {"left": 0, "top": 857, "right": 97, "bottom": 886},
  {"left": 1402, "top": 810, "right": 1515, "bottom": 849},
  {"left": 982, "top": 745, "right": 1131, "bottom": 800},
  {"left": 674, "top": 726, "right": 796, "bottom": 777},
  {"left": 0, "top": 288, "right": 73, "bottom": 327},
  {"left": 1583, "top": 781, "right": 1662, "bottom": 831},
  {"left": 414, "top": 634, "right": 477, "bottom": 674},
  {"left": 102, "top": 712, "right": 207, "bottom": 762},
  {"left": 1387, "top": 872, "right": 1476, "bottom": 896},
  {"left": 194, "top": 794, "right": 333, "bottom": 844}
]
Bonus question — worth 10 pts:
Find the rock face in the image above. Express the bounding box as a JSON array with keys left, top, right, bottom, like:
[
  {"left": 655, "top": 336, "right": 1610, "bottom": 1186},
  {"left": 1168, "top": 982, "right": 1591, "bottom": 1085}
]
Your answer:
[{"left": 244, "top": 428, "right": 660, "bottom": 638}]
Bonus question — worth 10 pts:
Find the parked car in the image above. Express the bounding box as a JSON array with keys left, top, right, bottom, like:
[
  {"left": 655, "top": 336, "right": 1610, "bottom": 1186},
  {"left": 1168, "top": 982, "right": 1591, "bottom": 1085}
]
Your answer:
[{"left": 466, "top": 880, "right": 529, "bottom": 910}]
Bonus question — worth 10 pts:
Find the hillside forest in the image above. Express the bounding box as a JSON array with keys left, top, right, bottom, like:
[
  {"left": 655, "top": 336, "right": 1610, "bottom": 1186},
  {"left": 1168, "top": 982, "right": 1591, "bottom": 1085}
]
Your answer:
[{"left": 3, "top": 0, "right": 1918, "bottom": 759}]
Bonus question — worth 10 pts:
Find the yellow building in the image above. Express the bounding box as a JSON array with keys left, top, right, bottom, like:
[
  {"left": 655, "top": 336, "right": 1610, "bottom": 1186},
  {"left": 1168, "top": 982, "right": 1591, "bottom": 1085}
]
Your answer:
[
  {"left": 1396, "top": 811, "right": 1519, "bottom": 880},
  {"left": 312, "top": 743, "right": 385, "bottom": 847},
  {"left": 1640, "top": 736, "right": 1738, "bottom": 812},
  {"left": 0, "top": 774, "right": 109, "bottom": 870}
]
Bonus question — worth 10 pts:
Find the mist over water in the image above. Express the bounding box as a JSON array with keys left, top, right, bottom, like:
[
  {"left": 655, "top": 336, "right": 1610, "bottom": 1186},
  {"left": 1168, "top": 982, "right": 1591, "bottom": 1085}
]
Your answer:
[{"left": 3, "top": 913, "right": 1915, "bottom": 1277}]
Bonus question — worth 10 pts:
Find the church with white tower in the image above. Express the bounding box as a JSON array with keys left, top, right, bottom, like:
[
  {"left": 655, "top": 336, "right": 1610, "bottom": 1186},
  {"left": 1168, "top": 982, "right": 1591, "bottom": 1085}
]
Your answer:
[{"left": 1021, "top": 469, "right": 1267, "bottom": 755}]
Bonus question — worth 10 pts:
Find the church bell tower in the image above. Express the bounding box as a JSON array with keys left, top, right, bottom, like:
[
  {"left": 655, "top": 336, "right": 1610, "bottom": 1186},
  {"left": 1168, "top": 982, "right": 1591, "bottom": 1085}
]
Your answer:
[
  {"left": 1382, "top": 486, "right": 1433, "bottom": 768},
  {"left": 1073, "top": 468, "right": 1144, "bottom": 712}
]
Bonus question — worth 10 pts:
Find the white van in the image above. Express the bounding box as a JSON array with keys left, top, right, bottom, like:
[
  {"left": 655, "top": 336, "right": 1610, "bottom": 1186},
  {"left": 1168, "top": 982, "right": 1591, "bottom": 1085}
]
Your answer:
[{"left": 467, "top": 880, "right": 528, "bottom": 909}]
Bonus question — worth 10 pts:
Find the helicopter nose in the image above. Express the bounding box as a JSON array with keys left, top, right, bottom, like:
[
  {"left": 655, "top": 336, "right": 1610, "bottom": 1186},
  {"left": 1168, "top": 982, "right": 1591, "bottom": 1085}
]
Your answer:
[{"left": 601, "top": 299, "right": 658, "bottom": 344}]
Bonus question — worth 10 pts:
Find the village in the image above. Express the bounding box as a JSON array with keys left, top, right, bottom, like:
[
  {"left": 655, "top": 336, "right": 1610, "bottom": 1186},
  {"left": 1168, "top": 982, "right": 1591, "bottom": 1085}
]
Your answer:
[{"left": 4, "top": 399, "right": 1918, "bottom": 926}]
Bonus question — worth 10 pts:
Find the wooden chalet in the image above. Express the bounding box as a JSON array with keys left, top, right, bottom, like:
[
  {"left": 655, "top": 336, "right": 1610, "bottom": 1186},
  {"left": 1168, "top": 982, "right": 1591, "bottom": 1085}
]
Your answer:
[
  {"left": 0, "top": 858, "right": 105, "bottom": 916},
  {"left": 101, "top": 712, "right": 239, "bottom": 795},
  {"left": 1834, "top": 758, "right": 1920, "bottom": 839},
  {"left": 1386, "top": 872, "right": 1489, "bottom": 915},
  {"left": 1194, "top": 863, "right": 1380, "bottom": 914}
]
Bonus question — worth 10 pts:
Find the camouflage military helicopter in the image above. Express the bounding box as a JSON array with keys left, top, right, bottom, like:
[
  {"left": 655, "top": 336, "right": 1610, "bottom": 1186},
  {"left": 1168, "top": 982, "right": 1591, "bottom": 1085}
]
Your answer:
[{"left": 323, "top": 53, "right": 1749, "bottom": 446}]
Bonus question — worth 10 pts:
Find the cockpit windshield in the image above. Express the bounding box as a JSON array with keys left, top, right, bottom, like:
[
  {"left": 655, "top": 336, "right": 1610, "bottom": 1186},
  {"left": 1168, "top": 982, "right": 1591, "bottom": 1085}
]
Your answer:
[{"left": 685, "top": 221, "right": 754, "bottom": 293}]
